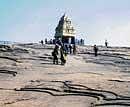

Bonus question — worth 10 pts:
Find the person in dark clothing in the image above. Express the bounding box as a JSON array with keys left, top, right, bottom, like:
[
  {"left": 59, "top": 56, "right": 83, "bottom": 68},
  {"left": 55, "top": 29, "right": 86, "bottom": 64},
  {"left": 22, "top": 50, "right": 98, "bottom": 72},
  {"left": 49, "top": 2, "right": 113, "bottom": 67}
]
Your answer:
[
  {"left": 73, "top": 44, "right": 76, "bottom": 54},
  {"left": 45, "top": 38, "right": 47, "bottom": 44},
  {"left": 64, "top": 44, "right": 68, "bottom": 54},
  {"left": 69, "top": 44, "right": 72, "bottom": 54},
  {"left": 40, "top": 40, "right": 43, "bottom": 45},
  {"left": 56, "top": 38, "right": 63, "bottom": 46},
  {"left": 52, "top": 44, "right": 59, "bottom": 64},
  {"left": 105, "top": 40, "right": 108, "bottom": 48},
  {"left": 60, "top": 46, "right": 67, "bottom": 65},
  {"left": 93, "top": 45, "right": 98, "bottom": 56}
]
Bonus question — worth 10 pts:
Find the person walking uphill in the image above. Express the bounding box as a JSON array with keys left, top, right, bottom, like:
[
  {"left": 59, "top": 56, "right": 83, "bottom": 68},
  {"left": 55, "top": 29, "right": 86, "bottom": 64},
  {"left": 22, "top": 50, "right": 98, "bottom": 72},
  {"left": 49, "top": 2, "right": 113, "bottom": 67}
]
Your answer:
[
  {"left": 52, "top": 44, "right": 59, "bottom": 64},
  {"left": 93, "top": 45, "right": 98, "bottom": 57}
]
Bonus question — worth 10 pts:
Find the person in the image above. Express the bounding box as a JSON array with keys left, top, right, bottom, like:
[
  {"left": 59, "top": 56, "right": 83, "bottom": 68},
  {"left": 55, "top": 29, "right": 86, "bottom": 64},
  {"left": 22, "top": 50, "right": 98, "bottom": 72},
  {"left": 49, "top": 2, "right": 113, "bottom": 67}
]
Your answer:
[
  {"left": 80, "top": 39, "right": 83, "bottom": 45},
  {"left": 60, "top": 46, "right": 67, "bottom": 65},
  {"left": 40, "top": 40, "right": 43, "bottom": 45},
  {"left": 69, "top": 44, "right": 72, "bottom": 54},
  {"left": 105, "top": 40, "right": 108, "bottom": 48},
  {"left": 73, "top": 44, "right": 76, "bottom": 54},
  {"left": 53, "top": 39, "right": 55, "bottom": 44},
  {"left": 52, "top": 44, "right": 59, "bottom": 64},
  {"left": 45, "top": 38, "right": 47, "bottom": 44},
  {"left": 64, "top": 44, "right": 68, "bottom": 54},
  {"left": 93, "top": 45, "right": 98, "bottom": 56},
  {"left": 50, "top": 39, "right": 53, "bottom": 44},
  {"left": 56, "top": 38, "right": 63, "bottom": 46}
]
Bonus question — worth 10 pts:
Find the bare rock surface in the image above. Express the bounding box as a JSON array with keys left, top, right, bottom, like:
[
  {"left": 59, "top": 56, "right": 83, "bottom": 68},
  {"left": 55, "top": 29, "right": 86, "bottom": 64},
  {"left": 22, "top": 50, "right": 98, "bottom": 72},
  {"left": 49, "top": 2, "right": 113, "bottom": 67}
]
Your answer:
[{"left": 0, "top": 44, "right": 130, "bottom": 107}]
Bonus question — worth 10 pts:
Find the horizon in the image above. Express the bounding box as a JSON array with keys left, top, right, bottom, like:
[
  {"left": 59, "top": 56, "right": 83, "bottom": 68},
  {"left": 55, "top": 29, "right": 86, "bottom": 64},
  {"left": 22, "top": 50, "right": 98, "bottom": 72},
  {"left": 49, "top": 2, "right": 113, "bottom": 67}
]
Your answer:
[
  {"left": 0, "top": 0, "right": 130, "bottom": 47},
  {"left": 1, "top": 40, "right": 130, "bottom": 48}
]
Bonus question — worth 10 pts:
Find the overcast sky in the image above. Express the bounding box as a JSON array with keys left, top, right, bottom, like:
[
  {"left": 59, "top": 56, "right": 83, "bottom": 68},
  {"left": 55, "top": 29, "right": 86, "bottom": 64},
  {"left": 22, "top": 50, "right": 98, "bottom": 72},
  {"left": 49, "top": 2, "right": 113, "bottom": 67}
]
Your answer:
[{"left": 0, "top": 0, "right": 130, "bottom": 46}]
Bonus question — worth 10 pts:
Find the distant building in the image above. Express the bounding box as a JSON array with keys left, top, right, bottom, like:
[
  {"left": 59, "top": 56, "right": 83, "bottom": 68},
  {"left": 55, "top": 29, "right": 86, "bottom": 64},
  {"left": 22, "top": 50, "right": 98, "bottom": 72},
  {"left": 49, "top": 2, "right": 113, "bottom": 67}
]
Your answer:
[{"left": 55, "top": 14, "right": 76, "bottom": 44}]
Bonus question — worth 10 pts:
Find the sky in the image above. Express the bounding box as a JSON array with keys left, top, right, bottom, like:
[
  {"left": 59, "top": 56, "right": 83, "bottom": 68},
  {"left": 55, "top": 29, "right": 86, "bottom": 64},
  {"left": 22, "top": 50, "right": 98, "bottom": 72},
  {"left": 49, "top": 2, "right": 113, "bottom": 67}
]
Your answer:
[{"left": 0, "top": 0, "right": 130, "bottom": 46}]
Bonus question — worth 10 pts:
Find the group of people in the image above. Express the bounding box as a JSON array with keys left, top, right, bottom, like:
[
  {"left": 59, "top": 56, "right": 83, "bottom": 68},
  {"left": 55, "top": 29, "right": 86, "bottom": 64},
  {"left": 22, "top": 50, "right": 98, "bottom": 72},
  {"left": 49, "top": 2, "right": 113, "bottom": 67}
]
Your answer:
[
  {"left": 51, "top": 39, "right": 108, "bottom": 64},
  {"left": 39, "top": 38, "right": 57, "bottom": 45},
  {"left": 52, "top": 40, "right": 77, "bottom": 65},
  {"left": 63, "top": 44, "right": 76, "bottom": 54},
  {"left": 52, "top": 44, "right": 68, "bottom": 65}
]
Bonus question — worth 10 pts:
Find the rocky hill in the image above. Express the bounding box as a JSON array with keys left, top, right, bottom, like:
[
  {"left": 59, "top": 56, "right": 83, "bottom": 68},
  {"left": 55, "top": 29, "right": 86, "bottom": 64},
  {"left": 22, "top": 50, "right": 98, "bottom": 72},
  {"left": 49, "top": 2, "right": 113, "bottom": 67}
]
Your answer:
[{"left": 0, "top": 43, "right": 130, "bottom": 107}]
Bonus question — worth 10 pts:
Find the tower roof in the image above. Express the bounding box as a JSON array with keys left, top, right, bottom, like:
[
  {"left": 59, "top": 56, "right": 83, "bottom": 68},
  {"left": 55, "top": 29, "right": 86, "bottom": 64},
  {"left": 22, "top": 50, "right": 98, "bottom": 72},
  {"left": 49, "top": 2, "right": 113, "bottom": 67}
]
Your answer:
[{"left": 55, "top": 14, "right": 75, "bottom": 38}]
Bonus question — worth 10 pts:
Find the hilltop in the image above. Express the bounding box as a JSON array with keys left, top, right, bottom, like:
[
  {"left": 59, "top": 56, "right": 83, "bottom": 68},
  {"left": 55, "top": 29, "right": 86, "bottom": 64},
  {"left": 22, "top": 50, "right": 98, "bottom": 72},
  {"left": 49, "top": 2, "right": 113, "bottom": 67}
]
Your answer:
[{"left": 0, "top": 43, "right": 130, "bottom": 107}]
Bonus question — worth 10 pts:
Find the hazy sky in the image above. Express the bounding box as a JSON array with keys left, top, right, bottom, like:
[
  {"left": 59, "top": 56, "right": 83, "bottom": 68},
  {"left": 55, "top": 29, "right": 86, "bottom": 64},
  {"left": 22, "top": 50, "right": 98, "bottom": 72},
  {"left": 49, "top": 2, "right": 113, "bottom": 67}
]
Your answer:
[{"left": 0, "top": 0, "right": 130, "bottom": 46}]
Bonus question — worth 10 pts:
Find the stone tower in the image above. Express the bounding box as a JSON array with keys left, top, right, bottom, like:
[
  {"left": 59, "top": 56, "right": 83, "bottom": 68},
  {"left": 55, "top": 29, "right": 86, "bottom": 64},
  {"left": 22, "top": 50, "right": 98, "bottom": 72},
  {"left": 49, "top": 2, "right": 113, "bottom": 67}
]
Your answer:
[{"left": 55, "top": 14, "right": 76, "bottom": 44}]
